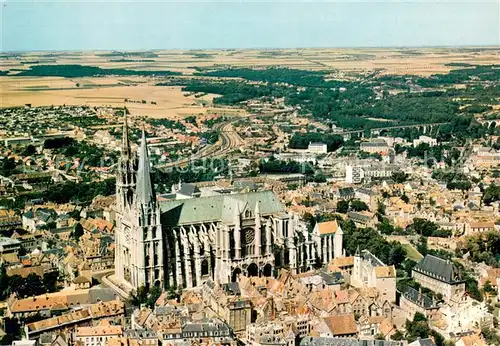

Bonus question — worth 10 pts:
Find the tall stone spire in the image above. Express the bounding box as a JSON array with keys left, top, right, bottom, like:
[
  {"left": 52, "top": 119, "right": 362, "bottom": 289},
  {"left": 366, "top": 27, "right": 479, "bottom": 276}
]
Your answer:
[
  {"left": 136, "top": 130, "right": 154, "bottom": 205},
  {"left": 121, "top": 108, "right": 131, "bottom": 158}
]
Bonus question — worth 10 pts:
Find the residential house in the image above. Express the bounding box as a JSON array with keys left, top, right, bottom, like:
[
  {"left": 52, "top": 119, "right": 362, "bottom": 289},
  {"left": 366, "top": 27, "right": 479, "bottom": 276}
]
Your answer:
[{"left": 316, "top": 314, "right": 358, "bottom": 338}]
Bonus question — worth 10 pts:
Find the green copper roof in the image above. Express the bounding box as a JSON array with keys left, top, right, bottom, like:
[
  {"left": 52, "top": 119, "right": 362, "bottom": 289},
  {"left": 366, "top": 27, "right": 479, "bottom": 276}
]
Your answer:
[{"left": 159, "top": 190, "right": 285, "bottom": 226}]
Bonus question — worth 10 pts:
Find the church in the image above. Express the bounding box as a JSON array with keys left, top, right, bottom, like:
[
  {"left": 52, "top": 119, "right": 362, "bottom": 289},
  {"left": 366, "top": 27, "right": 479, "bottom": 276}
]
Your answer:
[{"left": 114, "top": 118, "right": 343, "bottom": 290}]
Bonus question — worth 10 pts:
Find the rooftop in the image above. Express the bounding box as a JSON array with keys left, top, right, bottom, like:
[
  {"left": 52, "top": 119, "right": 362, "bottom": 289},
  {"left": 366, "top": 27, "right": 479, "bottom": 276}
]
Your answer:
[
  {"left": 159, "top": 190, "right": 284, "bottom": 226},
  {"left": 316, "top": 220, "right": 340, "bottom": 235},
  {"left": 322, "top": 314, "right": 357, "bottom": 336},
  {"left": 413, "top": 254, "right": 464, "bottom": 284}
]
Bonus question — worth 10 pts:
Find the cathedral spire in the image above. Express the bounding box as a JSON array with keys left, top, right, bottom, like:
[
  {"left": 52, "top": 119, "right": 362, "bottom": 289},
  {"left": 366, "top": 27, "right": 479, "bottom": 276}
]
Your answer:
[
  {"left": 136, "top": 130, "right": 154, "bottom": 205},
  {"left": 121, "top": 108, "right": 131, "bottom": 157}
]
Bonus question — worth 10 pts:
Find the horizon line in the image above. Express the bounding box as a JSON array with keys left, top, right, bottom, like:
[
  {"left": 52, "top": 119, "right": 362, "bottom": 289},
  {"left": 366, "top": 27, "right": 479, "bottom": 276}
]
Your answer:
[{"left": 2, "top": 44, "right": 499, "bottom": 54}]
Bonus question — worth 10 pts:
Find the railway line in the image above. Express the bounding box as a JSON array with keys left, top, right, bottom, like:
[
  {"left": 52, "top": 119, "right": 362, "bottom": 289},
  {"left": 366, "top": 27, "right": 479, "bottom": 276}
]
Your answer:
[{"left": 155, "top": 120, "right": 244, "bottom": 171}]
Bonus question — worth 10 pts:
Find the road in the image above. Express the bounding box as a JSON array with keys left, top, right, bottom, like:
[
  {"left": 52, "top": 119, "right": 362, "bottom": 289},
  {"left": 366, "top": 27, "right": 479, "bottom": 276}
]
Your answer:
[{"left": 92, "top": 269, "right": 114, "bottom": 286}]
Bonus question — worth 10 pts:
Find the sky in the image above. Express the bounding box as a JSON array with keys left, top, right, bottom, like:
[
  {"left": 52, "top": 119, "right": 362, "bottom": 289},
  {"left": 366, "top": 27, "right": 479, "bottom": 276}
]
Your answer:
[{"left": 1, "top": 0, "right": 499, "bottom": 52}]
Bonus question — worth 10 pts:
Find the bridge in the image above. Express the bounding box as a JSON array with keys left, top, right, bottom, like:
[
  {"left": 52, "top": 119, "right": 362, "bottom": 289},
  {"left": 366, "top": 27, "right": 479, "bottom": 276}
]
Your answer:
[
  {"left": 338, "top": 122, "right": 449, "bottom": 139},
  {"left": 478, "top": 119, "right": 499, "bottom": 128}
]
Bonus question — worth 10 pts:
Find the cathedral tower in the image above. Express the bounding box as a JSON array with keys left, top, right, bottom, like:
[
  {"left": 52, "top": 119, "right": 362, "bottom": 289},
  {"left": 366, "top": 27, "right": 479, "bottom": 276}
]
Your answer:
[{"left": 115, "top": 119, "right": 164, "bottom": 290}]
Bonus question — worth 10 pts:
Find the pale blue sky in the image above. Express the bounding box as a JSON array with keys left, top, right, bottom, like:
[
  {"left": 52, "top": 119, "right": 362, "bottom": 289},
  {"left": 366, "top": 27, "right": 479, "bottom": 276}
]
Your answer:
[{"left": 1, "top": 0, "right": 499, "bottom": 51}]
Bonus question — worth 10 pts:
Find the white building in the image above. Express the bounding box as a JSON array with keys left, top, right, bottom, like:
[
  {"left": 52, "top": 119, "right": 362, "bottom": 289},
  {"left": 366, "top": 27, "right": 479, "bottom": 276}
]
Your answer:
[
  {"left": 345, "top": 165, "right": 364, "bottom": 184},
  {"left": 75, "top": 324, "right": 123, "bottom": 346},
  {"left": 413, "top": 135, "right": 437, "bottom": 147},
  {"left": 352, "top": 249, "right": 396, "bottom": 303},
  {"left": 308, "top": 142, "right": 327, "bottom": 154}
]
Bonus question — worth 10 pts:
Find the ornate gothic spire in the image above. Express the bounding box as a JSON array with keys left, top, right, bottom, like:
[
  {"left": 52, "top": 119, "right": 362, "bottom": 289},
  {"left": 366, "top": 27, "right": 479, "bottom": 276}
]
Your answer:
[
  {"left": 121, "top": 108, "right": 131, "bottom": 158},
  {"left": 136, "top": 130, "right": 154, "bottom": 205}
]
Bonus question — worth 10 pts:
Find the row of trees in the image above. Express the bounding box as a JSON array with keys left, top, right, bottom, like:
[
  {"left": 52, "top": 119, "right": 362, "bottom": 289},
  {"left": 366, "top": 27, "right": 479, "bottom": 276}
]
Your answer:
[
  {"left": 288, "top": 132, "right": 344, "bottom": 152},
  {"left": 17, "top": 64, "right": 180, "bottom": 78},
  {"left": 259, "top": 157, "right": 314, "bottom": 175},
  {"left": 0, "top": 177, "right": 116, "bottom": 210},
  {"left": 456, "top": 231, "right": 500, "bottom": 267}
]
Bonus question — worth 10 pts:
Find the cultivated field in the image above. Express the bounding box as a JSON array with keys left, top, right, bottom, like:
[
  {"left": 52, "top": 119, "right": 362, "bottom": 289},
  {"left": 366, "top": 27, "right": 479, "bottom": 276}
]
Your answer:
[{"left": 1, "top": 47, "right": 498, "bottom": 117}]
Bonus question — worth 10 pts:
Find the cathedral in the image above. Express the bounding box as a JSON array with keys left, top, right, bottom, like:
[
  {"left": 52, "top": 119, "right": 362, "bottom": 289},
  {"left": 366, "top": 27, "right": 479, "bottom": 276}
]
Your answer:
[{"left": 114, "top": 117, "right": 343, "bottom": 291}]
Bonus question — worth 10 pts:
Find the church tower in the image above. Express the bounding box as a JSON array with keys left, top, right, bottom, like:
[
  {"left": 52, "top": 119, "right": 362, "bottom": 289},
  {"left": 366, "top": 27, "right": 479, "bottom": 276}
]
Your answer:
[
  {"left": 115, "top": 111, "right": 137, "bottom": 284},
  {"left": 115, "top": 117, "right": 164, "bottom": 290},
  {"left": 116, "top": 111, "right": 136, "bottom": 210},
  {"left": 134, "top": 130, "right": 164, "bottom": 289}
]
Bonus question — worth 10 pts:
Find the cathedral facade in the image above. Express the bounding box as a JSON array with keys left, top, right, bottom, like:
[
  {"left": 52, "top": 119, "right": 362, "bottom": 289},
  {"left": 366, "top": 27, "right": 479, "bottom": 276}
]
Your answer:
[{"left": 114, "top": 119, "right": 342, "bottom": 290}]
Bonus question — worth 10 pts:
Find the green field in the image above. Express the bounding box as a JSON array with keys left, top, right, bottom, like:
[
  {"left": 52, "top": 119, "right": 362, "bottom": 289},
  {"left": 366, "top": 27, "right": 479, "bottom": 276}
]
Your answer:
[{"left": 402, "top": 243, "right": 423, "bottom": 261}]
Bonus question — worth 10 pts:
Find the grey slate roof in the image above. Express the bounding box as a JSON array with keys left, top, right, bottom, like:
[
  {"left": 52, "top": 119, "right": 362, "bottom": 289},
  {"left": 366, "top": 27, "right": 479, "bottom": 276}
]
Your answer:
[
  {"left": 318, "top": 271, "right": 344, "bottom": 285},
  {"left": 402, "top": 286, "right": 437, "bottom": 309},
  {"left": 413, "top": 254, "right": 464, "bottom": 284},
  {"left": 178, "top": 183, "right": 200, "bottom": 197},
  {"left": 347, "top": 212, "right": 374, "bottom": 222},
  {"left": 124, "top": 329, "right": 157, "bottom": 339},
  {"left": 182, "top": 319, "right": 231, "bottom": 333},
  {"left": 223, "top": 282, "right": 241, "bottom": 296},
  {"left": 338, "top": 187, "right": 355, "bottom": 198},
  {"left": 360, "top": 250, "right": 385, "bottom": 267},
  {"left": 233, "top": 180, "right": 258, "bottom": 191},
  {"left": 159, "top": 190, "right": 285, "bottom": 226}
]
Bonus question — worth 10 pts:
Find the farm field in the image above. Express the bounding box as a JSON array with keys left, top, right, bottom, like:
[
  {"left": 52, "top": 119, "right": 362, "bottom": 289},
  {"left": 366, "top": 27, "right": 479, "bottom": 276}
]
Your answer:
[{"left": 1, "top": 47, "right": 498, "bottom": 118}]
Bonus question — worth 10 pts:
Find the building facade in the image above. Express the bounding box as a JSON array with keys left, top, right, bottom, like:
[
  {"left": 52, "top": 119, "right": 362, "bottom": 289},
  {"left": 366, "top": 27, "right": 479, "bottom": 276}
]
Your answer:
[
  {"left": 115, "top": 119, "right": 343, "bottom": 290},
  {"left": 352, "top": 249, "right": 396, "bottom": 303},
  {"left": 412, "top": 255, "right": 466, "bottom": 303}
]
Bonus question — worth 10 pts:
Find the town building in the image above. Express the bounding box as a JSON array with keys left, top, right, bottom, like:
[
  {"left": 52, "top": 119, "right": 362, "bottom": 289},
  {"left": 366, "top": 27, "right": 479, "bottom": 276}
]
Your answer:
[
  {"left": 312, "top": 220, "right": 343, "bottom": 265},
  {"left": 316, "top": 314, "right": 358, "bottom": 338},
  {"left": 412, "top": 255, "right": 466, "bottom": 303},
  {"left": 351, "top": 249, "right": 396, "bottom": 303},
  {"left": 308, "top": 142, "right": 328, "bottom": 154},
  {"left": 75, "top": 321, "right": 123, "bottom": 346},
  {"left": 413, "top": 136, "right": 438, "bottom": 147},
  {"left": 360, "top": 139, "right": 390, "bottom": 155},
  {"left": 400, "top": 286, "right": 440, "bottom": 321}
]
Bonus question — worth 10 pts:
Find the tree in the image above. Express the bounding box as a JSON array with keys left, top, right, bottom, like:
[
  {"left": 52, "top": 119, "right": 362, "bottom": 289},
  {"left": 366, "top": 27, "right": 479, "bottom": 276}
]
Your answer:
[
  {"left": 405, "top": 312, "right": 430, "bottom": 342},
  {"left": 350, "top": 199, "right": 369, "bottom": 212},
  {"left": 388, "top": 244, "right": 406, "bottom": 267},
  {"left": 483, "top": 281, "right": 496, "bottom": 296},
  {"left": 0, "top": 264, "right": 8, "bottom": 300},
  {"left": 22, "top": 144, "right": 37, "bottom": 156},
  {"left": 391, "top": 330, "right": 404, "bottom": 341},
  {"left": 430, "top": 330, "right": 446, "bottom": 346},
  {"left": 483, "top": 184, "right": 500, "bottom": 205},
  {"left": 336, "top": 200, "right": 349, "bottom": 213},
  {"left": 392, "top": 171, "right": 408, "bottom": 183},
  {"left": 481, "top": 327, "right": 500, "bottom": 345},
  {"left": 401, "top": 194, "right": 410, "bottom": 204},
  {"left": 131, "top": 285, "right": 148, "bottom": 306},
  {"left": 72, "top": 223, "right": 84, "bottom": 240},
  {"left": 146, "top": 286, "right": 162, "bottom": 308},
  {"left": 42, "top": 271, "right": 59, "bottom": 293}
]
